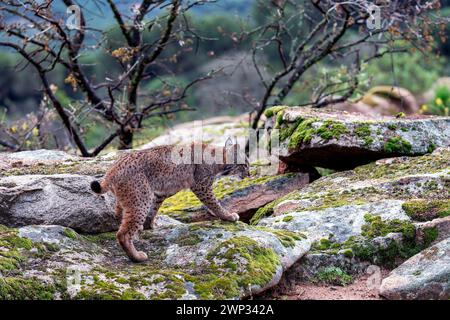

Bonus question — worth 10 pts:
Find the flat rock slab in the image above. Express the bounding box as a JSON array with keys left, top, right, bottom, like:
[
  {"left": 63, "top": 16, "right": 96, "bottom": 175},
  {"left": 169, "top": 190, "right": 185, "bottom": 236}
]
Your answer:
[
  {"left": 379, "top": 237, "right": 450, "bottom": 300},
  {"left": 0, "top": 150, "right": 313, "bottom": 232},
  {"left": 258, "top": 200, "right": 410, "bottom": 243},
  {"left": 0, "top": 220, "right": 310, "bottom": 300},
  {"left": 265, "top": 106, "right": 450, "bottom": 169}
]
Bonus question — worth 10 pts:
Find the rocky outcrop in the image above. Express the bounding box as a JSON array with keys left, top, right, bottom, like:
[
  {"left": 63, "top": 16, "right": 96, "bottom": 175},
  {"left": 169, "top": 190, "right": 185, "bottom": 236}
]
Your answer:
[
  {"left": 254, "top": 149, "right": 450, "bottom": 279},
  {"left": 1, "top": 109, "right": 449, "bottom": 300},
  {"left": 0, "top": 219, "right": 310, "bottom": 299},
  {"left": 379, "top": 237, "right": 450, "bottom": 300},
  {"left": 265, "top": 106, "right": 450, "bottom": 169}
]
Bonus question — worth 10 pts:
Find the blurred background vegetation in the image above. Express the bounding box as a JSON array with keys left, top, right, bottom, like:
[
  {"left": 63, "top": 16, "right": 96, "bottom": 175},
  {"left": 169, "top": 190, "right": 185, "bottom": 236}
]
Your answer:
[{"left": 0, "top": 0, "right": 449, "bottom": 151}]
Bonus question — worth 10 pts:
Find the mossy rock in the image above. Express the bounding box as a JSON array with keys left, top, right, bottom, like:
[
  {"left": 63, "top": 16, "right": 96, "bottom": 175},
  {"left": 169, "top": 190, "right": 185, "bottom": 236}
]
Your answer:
[
  {"left": 256, "top": 149, "right": 450, "bottom": 266},
  {"left": 402, "top": 200, "right": 450, "bottom": 221},
  {"left": 269, "top": 107, "right": 450, "bottom": 170},
  {"left": 0, "top": 220, "right": 310, "bottom": 300}
]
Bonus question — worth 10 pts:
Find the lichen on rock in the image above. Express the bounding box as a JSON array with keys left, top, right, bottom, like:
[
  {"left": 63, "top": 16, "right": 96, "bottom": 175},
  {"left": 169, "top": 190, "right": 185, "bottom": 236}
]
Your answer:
[
  {"left": 256, "top": 149, "right": 450, "bottom": 272},
  {"left": 379, "top": 237, "right": 450, "bottom": 300}
]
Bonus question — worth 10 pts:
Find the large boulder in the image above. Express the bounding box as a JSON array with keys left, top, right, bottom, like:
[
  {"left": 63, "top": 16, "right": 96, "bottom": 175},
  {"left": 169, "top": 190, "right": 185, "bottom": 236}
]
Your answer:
[
  {"left": 265, "top": 106, "right": 450, "bottom": 169},
  {"left": 0, "top": 150, "right": 314, "bottom": 233},
  {"left": 0, "top": 220, "right": 310, "bottom": 300},
  {"left": 379, "top": 237, "right": 450, "bottom": 300},
  {"left": 0, "top": 174, "right": 118, "bottom": 234},
  {"left": 254, "top": 149, "right": 450, "bottom": 278}
]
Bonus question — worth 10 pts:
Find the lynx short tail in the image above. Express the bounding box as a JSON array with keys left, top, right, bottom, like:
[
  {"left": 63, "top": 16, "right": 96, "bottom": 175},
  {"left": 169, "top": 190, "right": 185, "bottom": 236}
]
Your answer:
[{"left": 90, "top": 180, "right": 109, "bottom": 194}]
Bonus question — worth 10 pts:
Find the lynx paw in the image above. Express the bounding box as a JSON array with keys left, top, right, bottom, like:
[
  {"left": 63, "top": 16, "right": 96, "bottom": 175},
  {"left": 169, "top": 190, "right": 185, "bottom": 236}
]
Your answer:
[
  {"left": 131, "top": 251, "right": 148, "bottom": 263},
  {"left": 223, "top": 212, "right": 239, "bottom": 222}
]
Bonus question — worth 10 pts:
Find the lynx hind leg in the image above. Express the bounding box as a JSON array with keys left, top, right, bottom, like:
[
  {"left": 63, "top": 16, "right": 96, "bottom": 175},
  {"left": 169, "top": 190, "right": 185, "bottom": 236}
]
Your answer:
[
  {"left": 115, "top": 181, "right": 153, "bottom": 262},
  {"left": 111, "top": 187, "right": 123, "bottom": 220},
  {"left": 191, "top": 185, "right": 239, "bottom": 222},
  {"left": 117, "top": 207, "right": 148, "bottom": 262},
  {"left": 114, "top": 203, "right": 123, "bottom": 220}
]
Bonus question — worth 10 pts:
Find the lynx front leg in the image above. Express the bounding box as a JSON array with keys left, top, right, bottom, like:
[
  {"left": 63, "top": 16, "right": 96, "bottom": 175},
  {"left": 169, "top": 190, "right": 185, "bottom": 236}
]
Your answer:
[
  {"left": 191, "top": 185, "right": 239, "bottom": 222},
  {"left": 144, "top": 194, "right": 165, "bottom": 229}
]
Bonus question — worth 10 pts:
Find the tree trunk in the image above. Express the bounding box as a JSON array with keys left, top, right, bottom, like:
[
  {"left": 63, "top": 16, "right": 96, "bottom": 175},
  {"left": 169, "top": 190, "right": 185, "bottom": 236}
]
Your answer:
[{"left": 118, "top": 129, "right": 133, "bottom": 150}]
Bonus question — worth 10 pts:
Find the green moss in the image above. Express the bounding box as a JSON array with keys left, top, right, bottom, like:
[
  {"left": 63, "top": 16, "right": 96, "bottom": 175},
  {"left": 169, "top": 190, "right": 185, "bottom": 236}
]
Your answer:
[
  {"left": 284, "top": 117, "right": 348, "bottom": 148},
  {"left": 282, "top": 215, "right": 293, "bottom": 222},
  {"left": 312, "top": 267, "right": 353, "bottom": 286},
  {"left": 251, "top": 188, "right": 369, "bottom": 225},
  {"left": 75, "top": 267, "right": 188, "bottom": 300},
  {"left": 312, "top": 238, "right": 332, "bottom": 251},
  {"left": 0, "top": 277, "right": 59, "bottom": 300},
  {"left": 352, "top": 149, "right": 449, "bottom": 180},
  {"left": 275, "top": 111, "right": 285, "bottom": 128},
  {"left": 352, "top": 215, "right": 437, "bottom": 266},
  {"left": 121, "top": 289, "right": 146, "bottom": 300},
  {"left": 427, "top": 142, "right": 436, "bottom": 153},
  {"left": 84, "top": 232, "right": 116, "bottom": 244},
  {"left": 342, "top": 249, "right": 354, "bottom": 258},
  {"left": 383, "top": 136, "right": 412, "bottom": 154},
  {"left": 307, "top": 213, "right": 436, "bottom": 267},
  {"left": 173, "top": 232, "right": 202, "bottom": 247},
  {"left": 0, "top": 224, "right": 52, "bottom": 273},
  {"left": 77, "top": 276, "right": 122, "bottom": 300},
  {"left": 355, "top": 124, "right": 371, "bottom": 137},
  {"left": 43, "top": 243, "right": 60, "bottom": 252},
  {"left": 316, "top": 167, "right": 336, "bottom": 177},
  {"left": 62, "top": 228, "right": 78, "bottom": 240},
  {"left": 255, "top": 227, "right": 306, "bottom": 248},
  {"left": 402, "top": 199, "right": 450, "bottom": 221},
  {"left": 387, "top": 124, "right": 397, "bottom": 130},
  {"left": 279, "top": 119, "right": 302, "bottom": 141},
  {"left": 340, "top": 236, "right": 397, "bottom": 266},
  {"left": 355, "top": 124, "right": 374, "bottom": 146},
  {"left": 188, "top": 236, "right": 280, "bottom": 299},
  {"left": 361, "top": 214, "right": 415, "bottom": 240},
  {"left": 288, "top": 118, "right": 317, "bottom": 147},
  {"left": 264, "top": 106, "right": 287, "bottom": 118},
  {"left": 316, "top": 120, "right": 348, "bottom": 140},
  {"left": 422, "top": 227, "right": 438, "bottom": 247}
]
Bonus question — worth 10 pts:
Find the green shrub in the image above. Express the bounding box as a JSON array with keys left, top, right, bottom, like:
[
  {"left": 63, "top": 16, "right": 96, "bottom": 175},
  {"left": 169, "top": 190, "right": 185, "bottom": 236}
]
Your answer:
[
  {"left": 365, "top": 50, "right": 444, "bottom": 95},
  {"left": 312, "top": 267, "right": 353, "bottom": 286},
  {"left": 423, "top": 86, "right": 450, "bottom": 116}
]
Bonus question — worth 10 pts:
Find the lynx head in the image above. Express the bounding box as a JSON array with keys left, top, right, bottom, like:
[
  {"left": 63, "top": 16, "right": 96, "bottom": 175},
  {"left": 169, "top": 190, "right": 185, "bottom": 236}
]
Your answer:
[{"left": 222, "top": 138, "right": 249, "bottom": 179}]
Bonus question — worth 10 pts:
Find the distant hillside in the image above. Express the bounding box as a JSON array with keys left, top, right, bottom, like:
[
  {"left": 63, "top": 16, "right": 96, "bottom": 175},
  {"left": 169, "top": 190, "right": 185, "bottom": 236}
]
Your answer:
[{"left": 53, "top": 0, "right": 254, "bottom": 29}]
